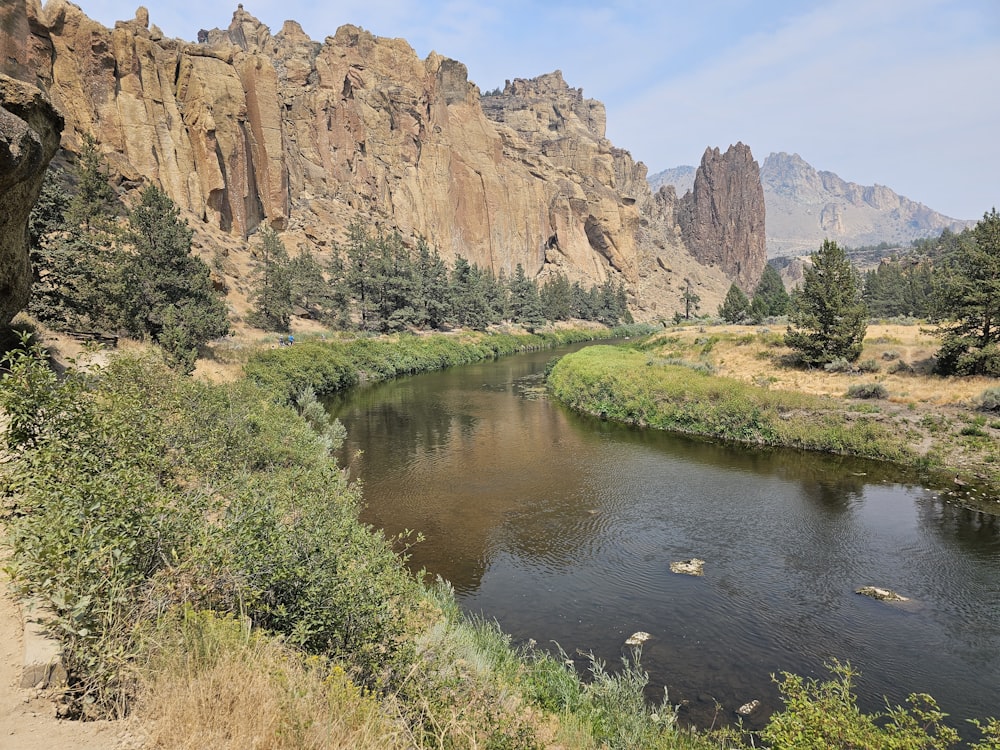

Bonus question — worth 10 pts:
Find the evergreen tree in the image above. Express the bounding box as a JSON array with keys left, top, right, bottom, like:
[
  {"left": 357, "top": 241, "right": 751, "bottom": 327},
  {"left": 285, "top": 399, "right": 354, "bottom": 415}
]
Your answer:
[
  {"left": 570, "top": 281, "right": 595, "bottom": 320},
  {"left": 750, "top": 264, "right": 789, "bottom": 321},
  {"left": 340, "top": 220, "right": 378, "bottom": 331},
  {"left": 248, "top": 226, "right": 293, "bottom": 332},
  {"left": 288, "top": 247, "right": 328, "bottom": 317},
  {"left": 413, "top": 238, "right": 451, "bottom": 329},
  {"left": 785, "top": 240, "right": 868, "bottom": 365},
  {"left": 450, "top": 256, "right": 491, "bottom": 329},
  {"left": 65, "top": 134, "right": 119, "bottom": 233},
  {"left": 508, "top": 263, "right": 545, "bottom": 328},
  {"left": 680, "top": 279, "right": 701, "bottom": 320},
  {"left": 28, "top": 150, "right": 122, "bottom": 332},
  {"left": 540, "top": 273, "right": 573, "bottom": 321},
  {"left": 931, "top": 208, "right": 1000, "bottom": 375},
  {"left": 118, "top": 184, "right": 229, "bottom": 371},
  {"left": 375, "top": 231, "right": 418, "bottom": 331},
  {"left": 718, "top": 283, "right": 751, "bottom": 323},
  {"left": 863, "top": 259, "right": 935, "bottom": 319}
]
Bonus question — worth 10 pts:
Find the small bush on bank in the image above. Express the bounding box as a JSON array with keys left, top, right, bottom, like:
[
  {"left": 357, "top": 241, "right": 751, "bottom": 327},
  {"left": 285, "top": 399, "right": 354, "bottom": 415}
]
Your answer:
[
  {"left": 846, "top": 382, "right": 889, "bottom": 400},
  {"left": 977, "top": 387, "right": 1000, "bottom": 413}
]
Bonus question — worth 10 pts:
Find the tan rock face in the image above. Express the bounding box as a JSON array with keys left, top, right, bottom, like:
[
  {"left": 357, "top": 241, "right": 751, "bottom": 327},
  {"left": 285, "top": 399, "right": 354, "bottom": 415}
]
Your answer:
[
  {"left": 677, "top": 143, "right": 767, "bottom": 292},
  {"left": 6, "top": 3, "right": 756, "bottom": 319},
  {"left": 0, "top": 74, "right": 63, "bottom": 326}
]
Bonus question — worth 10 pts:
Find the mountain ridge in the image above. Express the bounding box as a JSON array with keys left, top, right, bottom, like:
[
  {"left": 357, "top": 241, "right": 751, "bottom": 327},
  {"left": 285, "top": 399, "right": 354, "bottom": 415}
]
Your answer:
[{"left": 650, "top": 152, "right": 973, "bottom": 258}]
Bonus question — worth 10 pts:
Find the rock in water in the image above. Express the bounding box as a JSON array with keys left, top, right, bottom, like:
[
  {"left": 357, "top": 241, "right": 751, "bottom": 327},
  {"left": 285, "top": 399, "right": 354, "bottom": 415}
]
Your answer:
[
  {"left": 624, "top": 631, "right": 651, "bottom": 646},
  {"left": 670, "top": 558, "right": 705, "bottom": 576},
  {"left": 856, "top": 586, "right": 909, "bottom": 602}
]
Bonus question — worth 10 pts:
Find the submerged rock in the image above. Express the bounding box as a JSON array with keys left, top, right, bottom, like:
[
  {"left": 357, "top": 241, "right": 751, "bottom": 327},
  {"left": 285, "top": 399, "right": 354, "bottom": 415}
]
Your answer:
[
  {"left": 856, "top": 586, "right": 909, "bottom": 602},
  {"left": 624, "top": 631, "right": 651, "bottom": 647},
  {"left": 670, "top": 558, "right": 705, "bottom": 576}
]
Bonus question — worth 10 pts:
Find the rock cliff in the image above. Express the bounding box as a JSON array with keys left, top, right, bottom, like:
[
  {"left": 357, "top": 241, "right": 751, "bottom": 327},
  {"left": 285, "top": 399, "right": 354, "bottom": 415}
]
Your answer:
[
  {"left": 0, "top": 73, "right": 63, "bottom": 326},
  {"left": 3, "top": 1, "right": 765, "bottom": 320},
  {"left": 677, "top": 144, "right": 767, "bottom": 290}
]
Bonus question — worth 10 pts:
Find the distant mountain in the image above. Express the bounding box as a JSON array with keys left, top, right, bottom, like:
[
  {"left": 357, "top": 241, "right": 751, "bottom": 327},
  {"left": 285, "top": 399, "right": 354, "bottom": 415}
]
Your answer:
[
  {"left": 649, "top": 165, "right": 695, "bottom": 197},
  {"left": 650, "top": 152, "right": 974, "bottom": 258}
]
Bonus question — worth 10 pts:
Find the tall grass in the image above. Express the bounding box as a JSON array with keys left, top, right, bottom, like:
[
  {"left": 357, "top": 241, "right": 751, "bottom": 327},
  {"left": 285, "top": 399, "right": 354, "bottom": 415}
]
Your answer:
[{"left": 548, "top": 345, "right": 910, "bottom": 462}]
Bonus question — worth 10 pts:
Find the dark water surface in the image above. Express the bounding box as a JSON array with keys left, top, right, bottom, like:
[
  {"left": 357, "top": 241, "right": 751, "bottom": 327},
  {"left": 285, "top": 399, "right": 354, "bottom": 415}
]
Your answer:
[{"left": 329, "top": 343, "right": 1000, "bottom": 732}]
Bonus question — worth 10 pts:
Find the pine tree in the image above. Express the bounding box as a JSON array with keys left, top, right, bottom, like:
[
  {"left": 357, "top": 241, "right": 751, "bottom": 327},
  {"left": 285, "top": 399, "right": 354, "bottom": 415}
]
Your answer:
[
  {"left": 750, "top": 264, "right": 789, "bottom": 321},
  {"left": 718, "top": 283, "right": 751, "bottom": 323},
  {"left": 932, "top": 208, "right": 1000, "bottom": 375},
  {"left": 65, "top": 134, "right": 119, "bottom": 233},
  {"left": 249, "top": 226, "right": 293, "bottom": 332},
  {"left": 119, "top": 185, "right": 229, "bottom": 371},
  {"left": 288, "top": 247, "right": 328, "bottom": 317},
  {"left": 413, "top": 238, "right": 451, "bottom": 329},
  {"left": 785, "top": 240, "right": 867, "bottom": 365}
]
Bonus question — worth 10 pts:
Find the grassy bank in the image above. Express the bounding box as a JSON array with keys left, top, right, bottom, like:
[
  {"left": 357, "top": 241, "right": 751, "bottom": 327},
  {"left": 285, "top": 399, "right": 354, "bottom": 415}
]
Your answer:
[
  {"left": 242, "top": 324, "right": 656, "bottom": 402},
  {"left": 548, "top": 345, "right": 910, "bottom": 462},
  {"left": 548, "top": 326, "right": 1000, "bottom": 502},
  {"left": 2, "top": 329, "right": 998, "bottom": 748}
]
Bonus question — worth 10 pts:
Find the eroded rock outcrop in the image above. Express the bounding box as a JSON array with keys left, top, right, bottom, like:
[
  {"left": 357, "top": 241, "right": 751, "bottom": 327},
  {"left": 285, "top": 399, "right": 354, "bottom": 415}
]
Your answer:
[
  {"left": 4, "top": 2, "right": 756, "bottom": 318},
  {"left": 0, "top": 74, "right": 63, "bottom": 326},
  {"left": 677, "top": 143, "right": 767, "bottom": 291}
]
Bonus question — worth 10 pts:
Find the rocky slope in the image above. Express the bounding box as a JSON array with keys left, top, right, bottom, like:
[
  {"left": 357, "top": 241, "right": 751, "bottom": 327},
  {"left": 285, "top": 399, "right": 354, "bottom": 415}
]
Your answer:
[
  {"left": 651, "top": 152, "right": 973, "bottom": 258},
  {"left": 3, "top": 0, "right": 766, "bottom": 321}
]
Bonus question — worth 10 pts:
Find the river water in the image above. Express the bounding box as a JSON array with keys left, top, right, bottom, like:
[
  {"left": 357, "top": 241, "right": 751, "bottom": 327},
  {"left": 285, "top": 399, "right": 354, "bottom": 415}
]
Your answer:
[{"left": 328, "top": 342, "right": 1000, "bottom": 732}]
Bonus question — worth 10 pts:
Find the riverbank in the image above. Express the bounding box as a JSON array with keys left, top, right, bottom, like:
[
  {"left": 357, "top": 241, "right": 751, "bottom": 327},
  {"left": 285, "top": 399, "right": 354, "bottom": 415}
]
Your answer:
[
  {"left": 548, "top": 324, "right": 1000, "bottom": 507},
  {"left": 3, "top": 322, "right": 998, "bottom": 748}
]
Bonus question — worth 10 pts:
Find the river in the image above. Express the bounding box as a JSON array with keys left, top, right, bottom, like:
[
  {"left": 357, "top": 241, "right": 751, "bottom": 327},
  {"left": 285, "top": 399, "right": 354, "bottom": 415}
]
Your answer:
[{"left": 328, "top": 341, "right": 1000, "bottom": 733}]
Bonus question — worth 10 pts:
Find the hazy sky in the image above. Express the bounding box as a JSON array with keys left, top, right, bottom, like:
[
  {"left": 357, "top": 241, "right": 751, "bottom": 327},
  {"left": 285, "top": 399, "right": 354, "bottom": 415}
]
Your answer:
[{"left": 74, "top": 0, "right": 998, "bottom": 220}]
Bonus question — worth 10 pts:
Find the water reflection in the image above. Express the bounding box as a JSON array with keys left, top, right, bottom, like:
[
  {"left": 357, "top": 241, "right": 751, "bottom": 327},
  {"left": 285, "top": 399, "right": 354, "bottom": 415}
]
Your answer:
[{"left": 329, "top": 344, "right": 1000, "bottom": 735}]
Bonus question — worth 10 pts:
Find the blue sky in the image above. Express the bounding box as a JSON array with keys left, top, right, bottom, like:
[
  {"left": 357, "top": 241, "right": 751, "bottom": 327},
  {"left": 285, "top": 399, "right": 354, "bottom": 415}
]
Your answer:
[{"left": 75, "top": 0, "right": 999, "bottom": 219}]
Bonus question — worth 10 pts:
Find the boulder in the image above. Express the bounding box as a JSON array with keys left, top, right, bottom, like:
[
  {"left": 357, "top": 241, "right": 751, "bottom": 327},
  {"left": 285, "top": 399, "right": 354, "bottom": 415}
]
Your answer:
[
  {"left": 670, "top": 558, "right": 705, "bottom": 576},
  {"left": 0, "top": 74, "right": 63, "bottom": 326}
]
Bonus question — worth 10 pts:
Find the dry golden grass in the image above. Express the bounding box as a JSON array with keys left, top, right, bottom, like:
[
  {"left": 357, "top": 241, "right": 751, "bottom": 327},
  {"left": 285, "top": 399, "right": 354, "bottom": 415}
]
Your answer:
[
  {"left": 137, "top": 623, "right": 406, "bottom": 750},
  {"left": 663, "top": 323, "right": 995, "bottom": 406}
]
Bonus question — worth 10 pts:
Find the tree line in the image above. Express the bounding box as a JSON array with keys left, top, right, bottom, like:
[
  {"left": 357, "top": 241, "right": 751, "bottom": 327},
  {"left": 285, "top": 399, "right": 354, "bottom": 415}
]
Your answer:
[{"left": 248, "top": 220, "right": 632, "bottom": 334}]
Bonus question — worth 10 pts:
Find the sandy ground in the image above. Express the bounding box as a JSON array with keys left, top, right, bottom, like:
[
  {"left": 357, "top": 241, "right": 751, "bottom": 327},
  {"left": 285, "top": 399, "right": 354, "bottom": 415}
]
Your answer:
[{"left": 0, "top": 562, "right": 135, "bottom": 749}]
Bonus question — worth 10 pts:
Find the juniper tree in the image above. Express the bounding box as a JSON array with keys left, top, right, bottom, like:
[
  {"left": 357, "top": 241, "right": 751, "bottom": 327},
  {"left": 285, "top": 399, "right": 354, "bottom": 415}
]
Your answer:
[
  {"left": 719, "top": 283, "right": 751, "bottom": 323},
  {"left": 249, "top": 226, "right": 293, "bottom": 332},
  {"left": 932, "top": 208, "right": 1000, "bottom": 375},
  {"left": 118, "top": 185, "right": 229, "bottom": 371},
  {"left": 785, "top": 239, "right": 867, "bottom": 365}
]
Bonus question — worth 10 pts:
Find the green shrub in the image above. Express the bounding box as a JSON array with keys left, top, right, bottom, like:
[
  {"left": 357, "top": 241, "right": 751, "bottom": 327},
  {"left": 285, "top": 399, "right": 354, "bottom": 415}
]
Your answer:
[
  {"left": 846, "top": 382, "right": 889, "bottom": 400},
  {"left": 824, "top": 357, "right": 854, "bottom": 373},
  {"left": 978, "top": 388, "right": 1000, "bottom": 413},
  {"left": 761, "top": 661, "right": 960, "bottom": 750},
  {"left": 857, "top": 358, "right": 880, "bottom": 373}
]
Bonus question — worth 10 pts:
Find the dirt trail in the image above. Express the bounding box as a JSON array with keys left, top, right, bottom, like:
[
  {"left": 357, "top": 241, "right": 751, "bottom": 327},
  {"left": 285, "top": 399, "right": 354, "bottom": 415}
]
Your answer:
[{"left": 0, "top": 556, "right": 132, "bottom": 749}]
